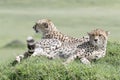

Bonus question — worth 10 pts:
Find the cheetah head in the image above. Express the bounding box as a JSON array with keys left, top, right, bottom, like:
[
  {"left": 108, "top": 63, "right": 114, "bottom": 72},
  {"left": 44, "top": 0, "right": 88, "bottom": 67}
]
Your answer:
[
  {"left": 33, "top": 19, "right": 57, "bottom": 34},
  {"left": 88, "top": 29, "right": 110, "bottom": 48}
]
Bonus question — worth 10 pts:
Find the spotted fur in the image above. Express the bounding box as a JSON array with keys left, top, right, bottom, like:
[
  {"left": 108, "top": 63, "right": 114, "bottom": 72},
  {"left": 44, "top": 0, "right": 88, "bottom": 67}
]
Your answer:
[
  {"left": 47, "top": 36, "right": 89, "bottom": 59},
  {"left": 46, "top": 29, "right": 110, "bottom": 65},
  {"left": 33, "top": 19, "right": 85, "bottom": 43},
  {"left": 13, "top": 36, "right": 62, "bottom": 63},
  {"left": 31, "top": 38, "right": 62, "bottom": 57},
  {"left": 64, "top": 29, "right": 110, "bottom": 64}
]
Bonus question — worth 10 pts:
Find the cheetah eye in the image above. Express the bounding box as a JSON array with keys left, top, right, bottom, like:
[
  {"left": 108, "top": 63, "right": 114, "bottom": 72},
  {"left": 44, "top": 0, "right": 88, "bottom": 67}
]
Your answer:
[
  {"left": 91, "top": 34, "right": 95, "bottom": 36},
  {"left": 43, "top": 23, "right": 48, "bottom": 28},
  {"left": 99, "top": 34, "right": 102, "bottom": 36}
]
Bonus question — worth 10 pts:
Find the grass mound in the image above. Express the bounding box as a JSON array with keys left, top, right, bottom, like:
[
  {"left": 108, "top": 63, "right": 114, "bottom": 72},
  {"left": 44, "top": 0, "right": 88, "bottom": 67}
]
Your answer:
[
  {"left": 3, "top": 40, "right": 25, "bottom": 48},
  {"left": 0, "top": 42, "right": 120, "bottom": 80}
]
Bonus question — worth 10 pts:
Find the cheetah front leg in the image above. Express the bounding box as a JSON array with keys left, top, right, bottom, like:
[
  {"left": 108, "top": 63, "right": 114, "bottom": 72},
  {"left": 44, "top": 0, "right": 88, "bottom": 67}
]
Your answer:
[
  {"left": 63, "top": 55, "right": 91, "bottom": 65},
  {"left": 63, "top": 54, "right": 78, "bottom": 64},
  {"left": 63, "top": 49, "right": 91, "bottom": 65},
  {"left": 31, "top": 47, "right": 44, "bottom": 56},
  {"left": 88, "top": 51, "right": 106, "bottom": 61}
]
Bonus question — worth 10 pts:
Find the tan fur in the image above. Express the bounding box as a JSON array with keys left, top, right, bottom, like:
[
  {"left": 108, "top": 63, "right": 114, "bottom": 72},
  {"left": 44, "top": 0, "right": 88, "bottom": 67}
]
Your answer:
[
  {"left": 62, "top": 29, "right": 110, "bottom": 64},
  {"left": 33, "top": 19, "right": 86, "bottom": 43},
  {"left": 14, "top": 37, "right": 62, "bottom": 63}
]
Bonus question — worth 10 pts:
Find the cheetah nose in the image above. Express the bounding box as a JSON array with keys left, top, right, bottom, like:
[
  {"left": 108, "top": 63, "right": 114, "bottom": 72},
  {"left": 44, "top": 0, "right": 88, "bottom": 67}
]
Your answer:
[{"left": 94, "top": 39, "right": 98, "bottom": 42}]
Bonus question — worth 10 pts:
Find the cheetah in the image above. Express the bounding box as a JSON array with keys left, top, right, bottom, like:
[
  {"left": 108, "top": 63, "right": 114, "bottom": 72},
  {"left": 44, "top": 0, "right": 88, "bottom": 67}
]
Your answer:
[
  {"left": 64, "top": 29, "right": 110, "bottom": 64},
  {"left": 47, "top": 29, "right": 110, "bottom": 65},
  {"left": 12, "top": 36, "right": 62, "bottom": 64},
  {"left": 33, "top": 19, "right": 88, "bottom": 44},
  {"left": 29, "top": 19, "right": 88, "bottom": 59}
]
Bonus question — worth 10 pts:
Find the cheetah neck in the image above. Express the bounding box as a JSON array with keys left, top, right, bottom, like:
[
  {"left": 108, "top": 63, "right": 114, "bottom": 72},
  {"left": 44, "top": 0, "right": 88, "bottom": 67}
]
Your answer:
[
  {"left": 42, "top": 29, "right": 58, "bottom": 39},
  {"left": 88, "top": 41, "right": 107, "bottom": 51}
]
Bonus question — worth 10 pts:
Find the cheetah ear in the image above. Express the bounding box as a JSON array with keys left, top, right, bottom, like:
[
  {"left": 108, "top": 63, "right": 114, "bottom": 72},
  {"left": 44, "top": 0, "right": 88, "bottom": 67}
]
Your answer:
[{"left": 106, "top": 31, "right": 110, "bottom": 36}]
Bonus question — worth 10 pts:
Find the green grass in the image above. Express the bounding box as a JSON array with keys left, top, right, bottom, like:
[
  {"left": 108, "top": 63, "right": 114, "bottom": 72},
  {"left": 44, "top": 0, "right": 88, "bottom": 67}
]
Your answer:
[{"left": 0, "top": 0, "right": 120, "bottom": 79}]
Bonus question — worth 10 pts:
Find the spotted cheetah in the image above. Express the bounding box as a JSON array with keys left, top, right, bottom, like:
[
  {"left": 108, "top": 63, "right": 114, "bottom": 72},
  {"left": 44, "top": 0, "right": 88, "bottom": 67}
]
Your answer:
[
  {"left": 30, "top": 19, "right": 88, "bottom": 59},
  {"left": 12, "top": 36, "right": 62, "bottom": 64},
  {"left": 65, "top": 29, "right": 110, "bottom": 64},
  {"left": 47, "top": 29, "right": 110, "bottom": 65},
  {"left": 33, "top": 19, "right": 87, "bottom": 43}
]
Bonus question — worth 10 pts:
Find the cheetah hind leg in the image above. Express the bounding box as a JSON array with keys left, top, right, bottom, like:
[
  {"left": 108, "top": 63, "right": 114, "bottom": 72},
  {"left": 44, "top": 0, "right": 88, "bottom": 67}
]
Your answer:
[
  {"left": 80, "top": 57, "right": 91, "bottom": 65},
  {"left": 31, "top": 48, "right": 44, "bottom": 56},
  {"left": 31, "top": 47, "right": 51, "bottom": 57}
]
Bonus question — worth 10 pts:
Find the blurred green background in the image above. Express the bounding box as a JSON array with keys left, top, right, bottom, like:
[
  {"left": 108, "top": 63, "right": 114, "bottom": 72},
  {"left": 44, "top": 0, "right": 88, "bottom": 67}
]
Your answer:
[{"left": 0, "top": 0, "right": 120, "bottom": 64}]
